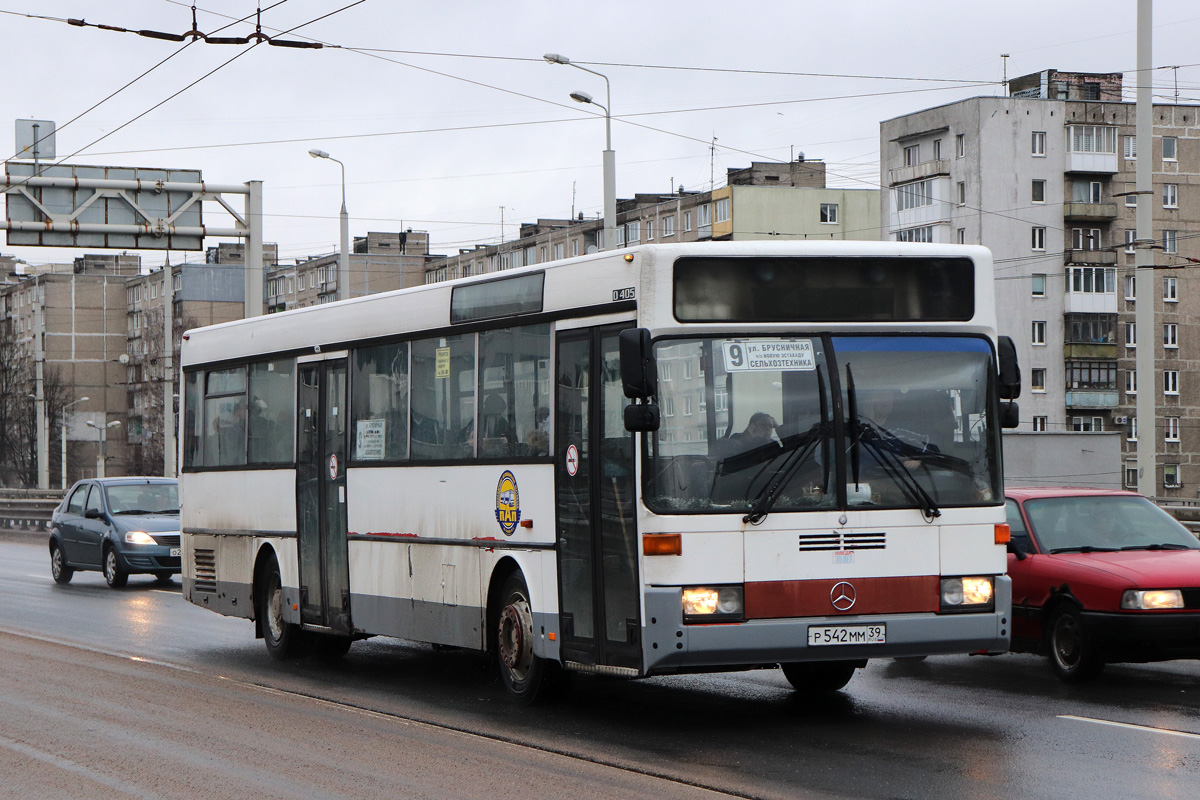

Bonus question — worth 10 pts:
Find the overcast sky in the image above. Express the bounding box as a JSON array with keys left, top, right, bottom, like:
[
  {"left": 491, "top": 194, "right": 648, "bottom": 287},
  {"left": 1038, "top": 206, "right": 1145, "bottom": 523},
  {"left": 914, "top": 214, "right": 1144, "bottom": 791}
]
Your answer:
[{"left": 3, "top": 0, "right": 1198, "bottom": 268}]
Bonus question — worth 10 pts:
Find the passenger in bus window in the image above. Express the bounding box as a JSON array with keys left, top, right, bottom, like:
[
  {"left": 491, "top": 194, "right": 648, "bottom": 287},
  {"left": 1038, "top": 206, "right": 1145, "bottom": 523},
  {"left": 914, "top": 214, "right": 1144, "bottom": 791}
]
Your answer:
[{"left": 480, "top": 393, "right": 515, "bottom": 457}]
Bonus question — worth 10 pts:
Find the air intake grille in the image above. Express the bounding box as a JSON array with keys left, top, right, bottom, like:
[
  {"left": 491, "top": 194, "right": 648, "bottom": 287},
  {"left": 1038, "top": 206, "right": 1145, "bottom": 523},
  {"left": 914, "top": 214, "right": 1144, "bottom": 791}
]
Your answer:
[
  {"left": 798, "top": 531, "right": 887, "bottom": 551},
  {"left": 193, "top": 548, "right": 216, "bottom": 593},
  {"left": 1182, "top": 588, "right": 1200, "bottom": 610},
  {"left": 152, "top": 533, "right": 181, "bottom": 547}
]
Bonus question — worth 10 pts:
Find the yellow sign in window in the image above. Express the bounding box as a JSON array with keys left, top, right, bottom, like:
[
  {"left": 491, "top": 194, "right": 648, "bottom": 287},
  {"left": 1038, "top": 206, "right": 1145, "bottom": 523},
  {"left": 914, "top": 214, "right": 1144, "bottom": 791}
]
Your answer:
[{"left": 435, "top": 346, "right": 450, "bottom": 378}]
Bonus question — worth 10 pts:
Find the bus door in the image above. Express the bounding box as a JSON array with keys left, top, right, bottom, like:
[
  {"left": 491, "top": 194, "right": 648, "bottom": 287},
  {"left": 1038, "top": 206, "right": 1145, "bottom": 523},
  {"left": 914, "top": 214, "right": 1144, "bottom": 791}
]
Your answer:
[
  {"left": 296, "top": 356, "right": 352, "bottom": 634},
  {"left": 555, "top": 325, "right": 641, "bottom": 672}
]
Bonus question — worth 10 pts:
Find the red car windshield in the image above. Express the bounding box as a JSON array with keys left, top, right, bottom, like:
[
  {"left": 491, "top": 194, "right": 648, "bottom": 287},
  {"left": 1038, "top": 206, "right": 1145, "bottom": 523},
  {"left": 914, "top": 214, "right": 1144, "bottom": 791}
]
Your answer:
[{"left": 1023, "top": 495, "right": 1200, "bottom": 553}]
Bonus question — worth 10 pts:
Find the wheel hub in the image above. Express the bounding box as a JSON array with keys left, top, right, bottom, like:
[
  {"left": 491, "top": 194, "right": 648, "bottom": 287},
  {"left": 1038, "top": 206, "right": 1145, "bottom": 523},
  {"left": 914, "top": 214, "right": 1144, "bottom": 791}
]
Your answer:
[{"left": 498, "top": 600, "right": 533, "bottom": 675}]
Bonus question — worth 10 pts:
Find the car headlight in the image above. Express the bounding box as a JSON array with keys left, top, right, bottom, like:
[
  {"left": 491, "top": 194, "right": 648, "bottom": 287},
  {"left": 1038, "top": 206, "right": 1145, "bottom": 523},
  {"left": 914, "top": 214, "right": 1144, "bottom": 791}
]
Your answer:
[
  {"left": 681, "top": 586, "right": 744, "bottom": 623},
  {"left": 1121, "top": 589, "right": 1184, "bottom": 610},
  {"left": 124, "top": 531, "right": 156, "bottom": 545},
  {"left": 940, "top": 576, "right": 994, "bottom": 612}
]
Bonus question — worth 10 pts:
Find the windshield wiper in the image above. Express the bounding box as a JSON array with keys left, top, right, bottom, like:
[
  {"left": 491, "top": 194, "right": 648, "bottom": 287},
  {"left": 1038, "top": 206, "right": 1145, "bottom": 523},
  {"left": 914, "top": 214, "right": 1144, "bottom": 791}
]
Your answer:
[
  {"left": 743, "top": 368, "right": 830, "bottom": 525},
  {"left": 1049, "top": 545, "right": 1118, "bottom": 554},
  {"left": 854, "top": 420, "right": 941, "bottom": 519},
  {"left": 114, "top": 508, "right": 151, "bottom": 515},
  {"left": 1119, "top": 543, "right": 1193, "bottom": 551}
]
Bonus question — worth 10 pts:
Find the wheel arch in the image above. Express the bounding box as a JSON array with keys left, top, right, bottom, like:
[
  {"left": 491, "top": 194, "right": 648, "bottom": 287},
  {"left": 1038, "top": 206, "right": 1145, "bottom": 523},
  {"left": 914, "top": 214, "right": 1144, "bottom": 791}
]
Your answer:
[{"left": 485, "top": 556, "right": 524, "bottom": 654}]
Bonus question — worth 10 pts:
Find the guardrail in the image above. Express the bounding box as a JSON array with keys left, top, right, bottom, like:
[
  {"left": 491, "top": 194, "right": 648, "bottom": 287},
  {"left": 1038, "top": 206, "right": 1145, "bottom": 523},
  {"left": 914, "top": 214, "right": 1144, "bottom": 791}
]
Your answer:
[{"left": 0, "top": 490, "right": 62, "bottom": 533}]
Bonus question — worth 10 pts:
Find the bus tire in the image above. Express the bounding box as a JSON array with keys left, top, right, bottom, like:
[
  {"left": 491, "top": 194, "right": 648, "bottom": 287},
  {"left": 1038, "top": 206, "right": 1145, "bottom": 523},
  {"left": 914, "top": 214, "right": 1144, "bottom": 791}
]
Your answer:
[
  {"left": 780, "top": 661, "right": 859, "bottom": 693},
  {"left": 259, "top": 555, "right": 307, "bottom": 660},
  {"left": 496, "top": 572, "right": 545, "bottom": 703}
]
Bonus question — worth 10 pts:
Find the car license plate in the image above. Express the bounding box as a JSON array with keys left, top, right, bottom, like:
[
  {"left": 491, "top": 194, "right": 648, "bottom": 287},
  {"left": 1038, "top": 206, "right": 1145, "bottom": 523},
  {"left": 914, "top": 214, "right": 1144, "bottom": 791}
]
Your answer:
[
  {"left": 807, "top": 624, "right": 886, "bottom": 646},
  {"left": 170, "top": 547, "right": 181, "bottom": 557}
]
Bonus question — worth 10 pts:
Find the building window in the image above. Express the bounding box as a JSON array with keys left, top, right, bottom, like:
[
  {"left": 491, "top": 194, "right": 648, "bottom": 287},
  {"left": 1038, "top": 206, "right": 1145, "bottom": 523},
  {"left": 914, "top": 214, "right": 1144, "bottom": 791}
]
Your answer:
[
  {"left": 1129, "top": 417, "right": 1138, "bottom": 442},
  {"left": 1066, "top": 361, "right": 1116, "bottom": 390},
  {"left": 683, "top": 211, "right": 692, "bottom": 232},
  {"left": 1031, "top": 179, "right": 1046, "bottom": 203},
  {"left": 1032, "top": 416, "right": 1048, "bottom": 432},
  {"left": 697, "top": 204, "right": 712, "bottom": 228},
  {"left": 625, "top": 221, "right": 640, "bottom": 244},
  {"left": 1031, "top": 131, "right": 1046, "bottom": 156},
  {"left": 1031, "top": 368, "right": 1047, "bottom": 393},
  {"left": 1124, "top": 461, "right": 1138, "bottom": 488},
  {"left": 1126, "top": 370, "right": 1137, "bottom": 396},
  {"left": 895, "top": 179, "right": 934, "bottom": 211},
  {"left": 1031, "top": 274, "right": 1046, "bottom": 296},
  {"left": 957, "top": 227, "right": 966, "bottom": 244},
  {"left": 1164, "top": 464, "right": 1181, "bottom": 488},
  {"left": 1164, "top": 184, "right": 1179, "bottom": 209},
  {"left": 1031, "top": 226, "right": 1046, "bottom": 251},
  {"left": 1125, "top": 275, "right": 1136, "bottom": 300},
  {"left": 1125, "top": 321, "right": 1136, "bottom": 348},
  {"left": 1164, "top": 276, "right": 1178, "bottom": 301},
  {"left": 570, "top": 239, "right": 579, "bottom": 257},
  {"left": 1068, "top": 125, "right": 1117, "bottom": 155},
  {"left": 645, "top": 219, "right": 654, "bottom": 240},
  {"left": 820, "top": 203, "right": 838, "bottom": 224},
  {"left": 1072, "top": 228, "right": 1101, "bottom": 251},
  {"left": 1165, "top": 370, "right": 1180, "bottom": 396},
  {"left": 895, "top": 225, "right": 934, "bottom": 243},
  {"left": 933, "top": 139, "right": 942, "bottom": 159},
  {"left": 1163, "top": 230, "right": 1178, "bottom": 254},
  {"left": 1163, "top": 136, "right": 1178, "bottom": 162},
  {"left": 903, "top": 144, "right": 920, "bottom": 166},
  {"left": 1125, "top": 229, "right": 1136, "bottom": 254},
  {"left": 1068, "top": 266, "right": 1116, "bottom": 294},
  {"left": 662, "top": 215, "right": 675, "bottom": 236},
  {"left": 1123, "top": 135, "right": 1137, "bottom": 160},
  {"left": 1072, "top": 416, "right": 1104, "bottom": 432},
  {"left": 713, "top": 198, "right": 730, "bottom": 224},
  {"left": 1072, "top": 180, "right": 1102, "bottom": 204},
  {"left": 1166, "top": 417, "right": 1181, "bottom": 442},
  {"left": 1164, "top": 323, "right": 1179, "bottom": 349},
  {"left": 955, "top": 134, "right": 965, "bottom": 158},
  {"left": 1032, "top": 320, "right": 1046, "bottom": 345},
  {"left": 954, "top": 181, "right": 965, "bottom": 206},
  {"left": 1066, "top": 313, "right": 1115, "bottom": 344}
]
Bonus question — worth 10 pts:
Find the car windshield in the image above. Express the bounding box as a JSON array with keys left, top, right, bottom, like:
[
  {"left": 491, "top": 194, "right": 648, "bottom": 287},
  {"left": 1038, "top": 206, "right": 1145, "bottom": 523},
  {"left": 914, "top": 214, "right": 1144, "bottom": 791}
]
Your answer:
[
  {"left": 106, "top": 483, "right": 180, "bottom": 515},
  {"left": 1022, "top": 495, "right": 1200, "bottom": 553},
  {"left": 644, "top": 335, "right": 1001, "bottom": 514}
]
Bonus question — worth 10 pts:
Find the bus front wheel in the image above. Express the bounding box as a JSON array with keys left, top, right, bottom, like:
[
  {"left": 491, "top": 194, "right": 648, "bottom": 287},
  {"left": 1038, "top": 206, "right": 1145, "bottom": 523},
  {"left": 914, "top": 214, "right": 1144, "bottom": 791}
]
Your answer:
[
  {"left": 780, "top": 661, "right": 859, "bottom": 693},
  {"left": 496, "top": 572, "right": 545, "bottom": 703},
  {"left": 259, "top": 556, "right": 307, "bottom": 660}
]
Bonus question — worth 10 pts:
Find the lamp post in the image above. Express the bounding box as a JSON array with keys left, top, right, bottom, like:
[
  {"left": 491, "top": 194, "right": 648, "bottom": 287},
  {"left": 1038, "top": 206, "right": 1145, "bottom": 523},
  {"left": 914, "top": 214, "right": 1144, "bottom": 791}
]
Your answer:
[
  {"left": 308, "top": 148, "right": 350, "bottom": 300},
  {"left": 86, "top": 420, "right": 121, "bottom": 479},
  {"left": 61, "top": 396, "right": 89, "bottom": 490},
  {"left": 544, "top": 53, "right": 617, "bottom": 251}
]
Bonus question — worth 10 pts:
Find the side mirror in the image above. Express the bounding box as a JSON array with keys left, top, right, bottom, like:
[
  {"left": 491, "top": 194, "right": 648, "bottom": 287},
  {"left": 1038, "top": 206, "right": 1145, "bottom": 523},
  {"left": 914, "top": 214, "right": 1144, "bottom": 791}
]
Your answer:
[
  {"left": 624, "top": 403, "right": 661, "bottom": 433},
  {"left": 1006, "top": 539, "right": 1027, "bottom": 561},
  {"left": 618, "top": 328, "right": 657, "bottom": 400},
  {"left": 997, "top": 335, "right": 1021, "bottom": 400},
  {"left": 1000, "top": 401, "right": 1020, "bottom": 429},
  {"left": 84, "top": 507, "right": 103, "bottom": 520}
]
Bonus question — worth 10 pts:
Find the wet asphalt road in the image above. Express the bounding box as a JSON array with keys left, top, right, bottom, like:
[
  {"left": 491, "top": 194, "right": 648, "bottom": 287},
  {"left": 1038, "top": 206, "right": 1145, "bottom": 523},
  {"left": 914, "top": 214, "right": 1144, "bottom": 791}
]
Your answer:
[{"left": 2, "top": 532, "right": 1198, "bottom": 800}]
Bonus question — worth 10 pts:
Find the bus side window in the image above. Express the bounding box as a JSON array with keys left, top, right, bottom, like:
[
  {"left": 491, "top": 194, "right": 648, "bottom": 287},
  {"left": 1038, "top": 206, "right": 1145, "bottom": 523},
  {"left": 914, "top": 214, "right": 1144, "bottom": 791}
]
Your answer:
[
  {"left": 479, "top": 324, "right": 551, "bottom": 459},
  {"left": 412, "top": 334, "right": 475, "bottom": 460}
]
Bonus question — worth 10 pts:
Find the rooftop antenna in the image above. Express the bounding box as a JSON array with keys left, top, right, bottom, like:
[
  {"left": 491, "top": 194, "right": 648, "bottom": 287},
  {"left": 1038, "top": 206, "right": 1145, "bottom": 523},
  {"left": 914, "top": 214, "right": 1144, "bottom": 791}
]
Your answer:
[
  {"left": 1001, "top": 54, "right": 1010, "bottom": 96},
  {"left": 570, "top": 181, "right": 576, "bottom": 221},
  {"left": 499, "top": 206, "right": 505, "bottom": 244},
  {"left": 710, "top": 134, "right": 719, "bottom": 191}
]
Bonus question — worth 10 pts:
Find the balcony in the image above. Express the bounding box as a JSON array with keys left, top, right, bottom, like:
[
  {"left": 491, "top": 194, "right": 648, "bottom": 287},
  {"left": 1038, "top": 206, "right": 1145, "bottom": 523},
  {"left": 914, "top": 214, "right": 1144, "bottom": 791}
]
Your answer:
[
  {"left": 1064, "top": 249, "right": 1117, "bottom": 266},
  {"left": 1065, "top": 389, "right": 1119, "bottom": 409},
  {"left": 888, "top": 159, "right": 950, "bottom": 187},
  {"left": 1064, "top": 202, "right": 1118, "bottom": 222},
  {"left": 1064, "top": 343, "right": 1118, "bottom": 359},
  {"left": 1066, "top": 151, "right": 1118, "bottom": 174}
]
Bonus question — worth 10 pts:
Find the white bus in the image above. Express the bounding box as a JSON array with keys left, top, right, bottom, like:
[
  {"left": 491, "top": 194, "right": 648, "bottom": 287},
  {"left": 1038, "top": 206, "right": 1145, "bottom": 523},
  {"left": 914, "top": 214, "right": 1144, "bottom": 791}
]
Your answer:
[{"left": 180, "top": 241, "right": 1020, "bottom": 700}]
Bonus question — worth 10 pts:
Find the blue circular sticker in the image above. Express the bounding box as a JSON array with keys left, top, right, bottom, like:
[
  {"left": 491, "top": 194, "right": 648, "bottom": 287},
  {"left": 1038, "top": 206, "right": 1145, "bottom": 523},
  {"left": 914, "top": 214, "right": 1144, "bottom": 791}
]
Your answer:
[{"left": 494, "top": 470, "right": 521, "bottom": 536}]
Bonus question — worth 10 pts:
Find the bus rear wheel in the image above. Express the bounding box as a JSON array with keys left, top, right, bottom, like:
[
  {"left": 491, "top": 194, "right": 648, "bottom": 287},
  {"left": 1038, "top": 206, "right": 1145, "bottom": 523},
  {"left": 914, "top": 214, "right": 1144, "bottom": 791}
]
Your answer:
[
  {"left": 780, "top": 661, "right": 859, "bottom": 693},
  {"left": 259, "top": 555, "right": 307, "bottom": 660},
  {"left": 496, "top": 572, "right": 545, "bottom": 703}
]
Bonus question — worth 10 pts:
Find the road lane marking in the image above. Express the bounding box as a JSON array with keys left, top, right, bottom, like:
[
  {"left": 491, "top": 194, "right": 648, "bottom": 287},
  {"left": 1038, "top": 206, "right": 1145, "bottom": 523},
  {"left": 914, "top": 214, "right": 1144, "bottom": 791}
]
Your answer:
[
  {"left": 1059, "top": 714, "right": 1200, "bottom": 740},
  {"left": 0, "top": 732, "right": 163, "bottom": 799}
]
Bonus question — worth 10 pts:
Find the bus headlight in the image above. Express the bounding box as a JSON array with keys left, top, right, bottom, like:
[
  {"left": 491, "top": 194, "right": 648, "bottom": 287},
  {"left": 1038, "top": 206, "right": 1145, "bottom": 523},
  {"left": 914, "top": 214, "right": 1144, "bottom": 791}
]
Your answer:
[
  {"left": 1121, "top": 589, "right": 1183, "bottom": 610},
  {"left": 682, "top": 586, "right": 744, "bottom": 623},
  {"left": 940, "top": 576, "right": 994, "bottom": 611}
]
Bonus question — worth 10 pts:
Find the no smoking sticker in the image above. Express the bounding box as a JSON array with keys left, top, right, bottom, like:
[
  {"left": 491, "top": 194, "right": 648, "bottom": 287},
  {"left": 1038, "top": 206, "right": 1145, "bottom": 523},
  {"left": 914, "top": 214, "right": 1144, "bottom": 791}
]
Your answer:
[{"left": 565, "top": 444, "right": 579, "bottom": 477}]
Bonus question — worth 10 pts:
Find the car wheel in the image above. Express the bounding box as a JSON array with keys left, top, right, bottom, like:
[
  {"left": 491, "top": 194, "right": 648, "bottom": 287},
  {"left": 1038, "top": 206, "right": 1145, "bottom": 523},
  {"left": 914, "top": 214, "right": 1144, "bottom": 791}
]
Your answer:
[
  {"left": 1048, "top": 606, "right": 1104, "bottom": 682},
  {"left": 495, "top": 572, "right": 545, "bottom": 703},
  {"left": 259, "top": 555, "right": 307, "bottom": 660},
  {"left": 103, "top": 547, "right": 128, "bottom": 588},
  {"left": 780, "top": 661, "right": 859, "bottom": 693},
  {"left": 50, "top": 542, "right": 73, "bottom": 585},
  {"left": 153, "top": 572, "right": 174, "bottom": 585}
]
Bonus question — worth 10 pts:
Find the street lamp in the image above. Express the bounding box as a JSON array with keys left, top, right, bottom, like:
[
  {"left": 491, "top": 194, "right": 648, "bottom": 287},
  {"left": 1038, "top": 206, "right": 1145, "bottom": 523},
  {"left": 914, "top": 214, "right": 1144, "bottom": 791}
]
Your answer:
[
  {"left": 544, "top": 53, "right": 617, "bottom": 252},
  {"left": 308, "top": 148, "right": 350, "bottom": 300},
  {"left": 61, "top": 396, "right": 89, "bottom": 490},
  {"left": 85, "top": 419, "right": 121, "bottom": 479}
]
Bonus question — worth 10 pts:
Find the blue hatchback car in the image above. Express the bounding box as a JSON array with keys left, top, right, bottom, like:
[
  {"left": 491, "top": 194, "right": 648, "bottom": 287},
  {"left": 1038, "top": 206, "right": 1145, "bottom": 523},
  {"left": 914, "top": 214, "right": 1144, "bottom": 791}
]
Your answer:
[{"left": 49, "top": 478, "right": 181, "bottom": 588}]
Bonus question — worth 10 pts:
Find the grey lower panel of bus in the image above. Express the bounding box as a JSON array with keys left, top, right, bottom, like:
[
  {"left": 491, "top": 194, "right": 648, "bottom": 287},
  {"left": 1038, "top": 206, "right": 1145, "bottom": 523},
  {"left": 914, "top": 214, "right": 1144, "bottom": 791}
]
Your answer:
[
  {"left": 185, "top": 578, "right": 255, "bottom": 621},
  {"left": 641, "top": 577, "right": 1013, "bottom": 675}
]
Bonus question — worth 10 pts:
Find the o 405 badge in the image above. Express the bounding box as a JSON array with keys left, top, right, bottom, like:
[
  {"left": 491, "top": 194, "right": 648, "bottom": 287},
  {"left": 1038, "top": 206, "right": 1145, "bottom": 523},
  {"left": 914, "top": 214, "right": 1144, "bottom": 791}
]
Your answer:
[{"left": 494, "top": 470, "right": 521, "bottom": 535}]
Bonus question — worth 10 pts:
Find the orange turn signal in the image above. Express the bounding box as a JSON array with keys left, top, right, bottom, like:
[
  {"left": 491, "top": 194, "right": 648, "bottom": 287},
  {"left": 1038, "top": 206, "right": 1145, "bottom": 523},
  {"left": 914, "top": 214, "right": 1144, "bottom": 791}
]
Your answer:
[
  {"left": 643, "top": 533, "right": 682, "bottom": 556},
  {"left": 994, "top": 523, "right": 1011, "bottom": 544},
  {"left": 520, "top": 519, "right": 533, "bottom": 528}
]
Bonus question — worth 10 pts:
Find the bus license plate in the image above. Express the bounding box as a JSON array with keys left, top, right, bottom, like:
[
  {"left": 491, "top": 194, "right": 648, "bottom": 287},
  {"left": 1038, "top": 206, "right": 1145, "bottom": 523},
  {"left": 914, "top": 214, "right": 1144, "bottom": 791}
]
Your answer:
[
  {"left": 170, "top": 547, "right": 181, "bottom": 557},
  {"left": 807, "top": 624, "right": 886, "bottom": 646}
]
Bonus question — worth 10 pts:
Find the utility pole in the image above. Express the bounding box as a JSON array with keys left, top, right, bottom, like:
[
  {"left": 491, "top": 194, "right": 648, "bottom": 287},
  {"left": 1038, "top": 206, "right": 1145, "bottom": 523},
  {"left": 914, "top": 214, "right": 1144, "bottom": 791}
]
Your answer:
[
  {"left": 1135, "top": 0, "right": 1156, "bottom": 498},
  {"left": 33, "top": 289, "right": 48, "bottom": 489},
  {"left": 245, "top": 180, "right": 264, "bottom": 318},
  {"left": 163, "top": 263, "right": 176, "bottom": 477}
]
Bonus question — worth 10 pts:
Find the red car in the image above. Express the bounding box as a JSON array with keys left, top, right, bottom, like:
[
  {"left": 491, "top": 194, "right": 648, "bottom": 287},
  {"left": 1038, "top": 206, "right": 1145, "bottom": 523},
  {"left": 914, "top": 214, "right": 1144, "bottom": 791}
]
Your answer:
[{"left": 1005, "top": 487, "right": 1200, "bottom": 682}]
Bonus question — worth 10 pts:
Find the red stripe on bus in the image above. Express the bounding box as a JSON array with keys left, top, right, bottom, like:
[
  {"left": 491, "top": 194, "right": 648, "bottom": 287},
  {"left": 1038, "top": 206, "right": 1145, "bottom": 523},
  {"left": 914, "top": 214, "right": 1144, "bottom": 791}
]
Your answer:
[{"left": 744, "top": 576, "right": 940, "bottom": 619}]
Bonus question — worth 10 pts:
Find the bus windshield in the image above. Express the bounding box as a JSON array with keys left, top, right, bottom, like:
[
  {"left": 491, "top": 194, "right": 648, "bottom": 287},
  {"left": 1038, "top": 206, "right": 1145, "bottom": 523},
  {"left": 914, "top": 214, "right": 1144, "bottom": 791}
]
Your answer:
[{"left": 645, "top": 335, "right": 1000, "bottom": 514}]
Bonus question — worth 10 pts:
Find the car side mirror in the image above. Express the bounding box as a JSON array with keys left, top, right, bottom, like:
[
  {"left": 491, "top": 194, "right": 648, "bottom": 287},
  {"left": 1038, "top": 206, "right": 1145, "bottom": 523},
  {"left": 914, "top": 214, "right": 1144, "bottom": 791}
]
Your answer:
[
  {"left": 1006, "top": 539, "right": 1027, "bottom": 561},
  {"left": 84, "top": 508, "right": 103, "bottom": 520}
]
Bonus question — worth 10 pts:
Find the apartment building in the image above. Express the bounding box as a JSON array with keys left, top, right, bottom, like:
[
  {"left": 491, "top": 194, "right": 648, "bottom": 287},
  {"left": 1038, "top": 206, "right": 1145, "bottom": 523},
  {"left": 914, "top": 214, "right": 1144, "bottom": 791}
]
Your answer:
[
  {"left": 880, "top": 69, "right": 1200, "bottom": 496},
  {"left": 423, "top": 160, "right": 880, "bottom": 283}
]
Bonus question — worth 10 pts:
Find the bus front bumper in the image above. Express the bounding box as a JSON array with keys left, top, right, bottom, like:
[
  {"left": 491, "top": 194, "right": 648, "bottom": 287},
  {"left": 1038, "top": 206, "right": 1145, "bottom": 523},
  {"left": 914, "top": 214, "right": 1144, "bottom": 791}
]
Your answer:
[{"left": 641, "top": 577, "right": 1011, "bottom": 675}]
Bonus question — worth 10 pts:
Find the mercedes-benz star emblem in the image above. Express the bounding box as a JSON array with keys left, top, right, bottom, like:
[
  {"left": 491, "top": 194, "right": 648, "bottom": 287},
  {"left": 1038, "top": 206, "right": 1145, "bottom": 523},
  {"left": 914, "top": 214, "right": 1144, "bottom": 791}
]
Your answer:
[{"left": 830, "top": 581, "right": 857, "bottom": 611}]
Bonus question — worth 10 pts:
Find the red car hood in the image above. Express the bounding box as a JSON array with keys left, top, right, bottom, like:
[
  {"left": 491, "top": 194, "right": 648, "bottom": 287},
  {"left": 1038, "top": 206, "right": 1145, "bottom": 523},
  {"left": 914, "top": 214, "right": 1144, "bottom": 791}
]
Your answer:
[{"left": 1049, "top": 548, "right": 1200, "bottom": 586}]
